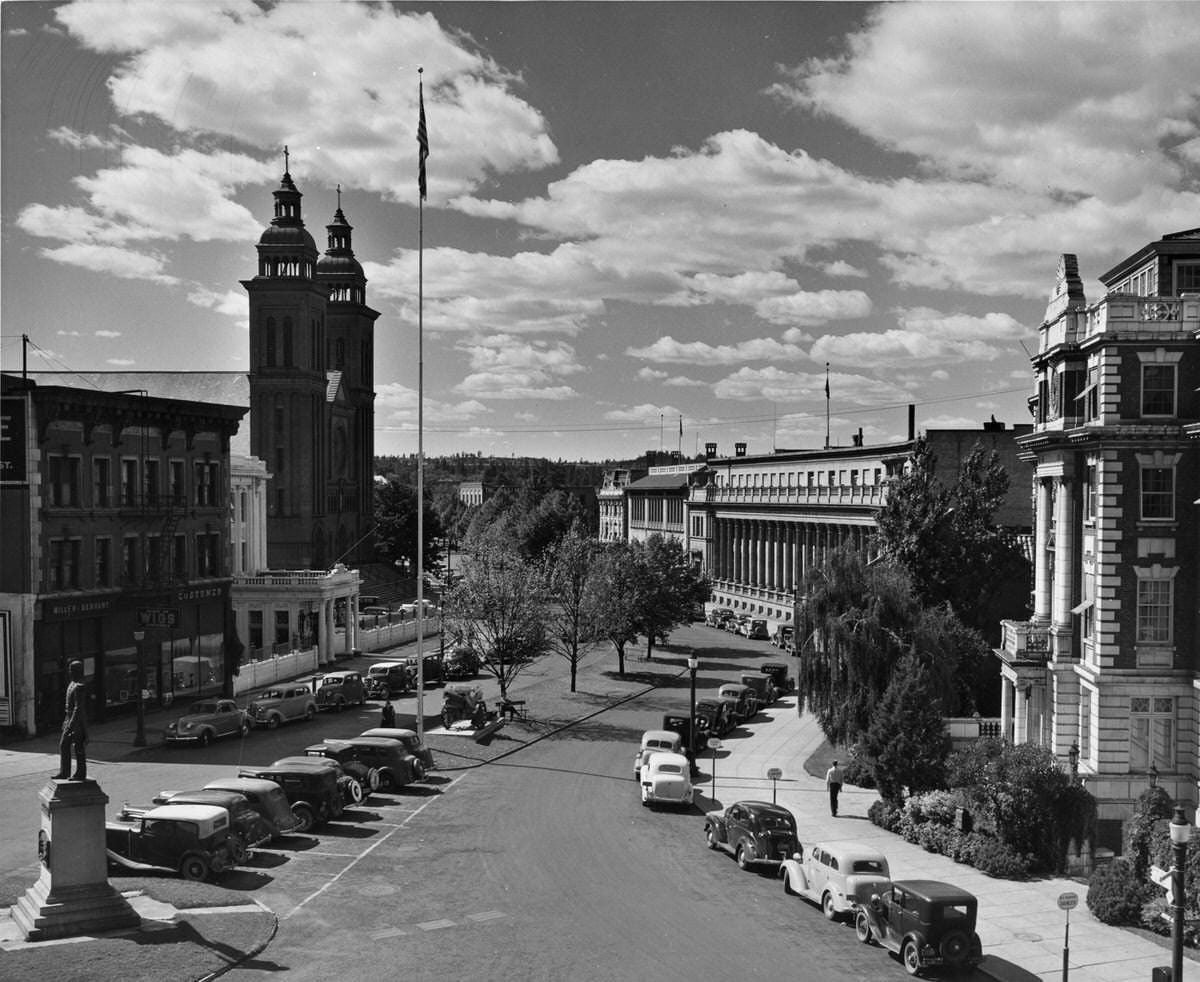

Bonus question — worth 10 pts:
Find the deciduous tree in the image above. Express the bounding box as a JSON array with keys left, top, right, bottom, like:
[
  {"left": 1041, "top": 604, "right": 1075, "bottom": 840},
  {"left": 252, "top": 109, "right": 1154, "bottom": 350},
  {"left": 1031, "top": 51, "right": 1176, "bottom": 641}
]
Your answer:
[
  {"left": 585, "top": 542, "right": 642, "bottom": 677},
  {"left": 630, "top": 534, "right": 710, "bottom": 660},
  {"left": 544, "top": 524, "right": 601, "bottom": 692}
]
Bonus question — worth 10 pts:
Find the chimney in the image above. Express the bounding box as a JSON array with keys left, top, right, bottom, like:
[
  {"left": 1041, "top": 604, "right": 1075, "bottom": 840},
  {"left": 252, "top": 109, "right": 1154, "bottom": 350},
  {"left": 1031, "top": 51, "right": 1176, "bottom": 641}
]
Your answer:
[
  {"left": 734, "top": 442, "right": 747, "bottom": 457},
  {"left": 983, "top": 415, "right": 1005, "bottom": 432},
  {"left": 852, "top": 427, "right": 863, "bottom": 447},
  {"left": 907, "top": 404, "right": 916, "bottom": 442},
  {"left": 705, "top": 442, "right": 718, "bottom": 459}
]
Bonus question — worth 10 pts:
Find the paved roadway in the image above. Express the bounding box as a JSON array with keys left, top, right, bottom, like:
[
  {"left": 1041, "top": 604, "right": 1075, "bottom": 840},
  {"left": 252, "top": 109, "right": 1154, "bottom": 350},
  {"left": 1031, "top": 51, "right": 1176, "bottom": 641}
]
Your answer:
[{"left": 0, "top": 625, "right": 995, "bottom": 980}]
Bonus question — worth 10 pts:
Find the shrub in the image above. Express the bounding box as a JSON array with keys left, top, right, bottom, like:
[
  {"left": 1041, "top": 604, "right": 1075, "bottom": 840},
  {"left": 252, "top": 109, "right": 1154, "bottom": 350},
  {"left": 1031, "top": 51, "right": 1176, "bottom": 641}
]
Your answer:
[
  {"left": 868, "top": 799, "right": 902, "bottom": 832},
  {"left": 904, "top": 789, "right": 960, "bottom": 826},
  {"left": 971, "top": 836, "right": 1033, "bottom": 879},
  {"left": 1087, "top": 858, "right": 1155, "bottom": 925}
]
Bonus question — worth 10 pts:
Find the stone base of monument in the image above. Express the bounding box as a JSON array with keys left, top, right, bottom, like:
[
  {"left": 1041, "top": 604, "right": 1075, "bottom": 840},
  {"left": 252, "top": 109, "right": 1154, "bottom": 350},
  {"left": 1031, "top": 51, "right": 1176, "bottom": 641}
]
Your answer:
[{"left": 10, "top": 779, "right": 141, "bottom": 941}]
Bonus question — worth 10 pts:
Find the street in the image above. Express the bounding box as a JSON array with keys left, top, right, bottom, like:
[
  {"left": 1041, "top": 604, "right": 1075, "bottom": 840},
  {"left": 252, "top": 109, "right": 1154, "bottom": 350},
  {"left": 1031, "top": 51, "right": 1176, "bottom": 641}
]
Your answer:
[{"left": 0, "top": 625, "right": 994, "bottom": 981}]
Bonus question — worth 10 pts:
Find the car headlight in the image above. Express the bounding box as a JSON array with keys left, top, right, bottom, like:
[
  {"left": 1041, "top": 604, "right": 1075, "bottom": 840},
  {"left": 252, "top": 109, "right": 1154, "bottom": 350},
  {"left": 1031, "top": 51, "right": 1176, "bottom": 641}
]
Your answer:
[{"left": 182, "top": 721, "right": 194, "bottom": 731}]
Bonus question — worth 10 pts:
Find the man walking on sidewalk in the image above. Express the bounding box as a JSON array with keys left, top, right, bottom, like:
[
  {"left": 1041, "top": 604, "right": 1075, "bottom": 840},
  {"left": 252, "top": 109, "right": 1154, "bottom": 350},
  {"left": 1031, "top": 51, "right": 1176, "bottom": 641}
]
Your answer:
[{"left": 825, "top": 759, "right": 843, "bottom": 816}]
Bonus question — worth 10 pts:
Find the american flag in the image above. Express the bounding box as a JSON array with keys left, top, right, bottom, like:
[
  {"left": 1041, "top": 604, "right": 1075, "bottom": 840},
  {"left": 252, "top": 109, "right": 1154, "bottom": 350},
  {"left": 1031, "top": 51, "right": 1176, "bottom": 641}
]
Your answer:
[{"left": 417, "top": 80, "right": 429, "bottom": 200}]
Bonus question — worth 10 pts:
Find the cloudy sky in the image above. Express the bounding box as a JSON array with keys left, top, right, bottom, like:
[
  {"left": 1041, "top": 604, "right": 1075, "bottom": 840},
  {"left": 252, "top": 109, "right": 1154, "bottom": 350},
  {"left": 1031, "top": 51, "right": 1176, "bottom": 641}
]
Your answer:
[{"left": 3, "top": 2, "right": 1198, "bottom": 460}]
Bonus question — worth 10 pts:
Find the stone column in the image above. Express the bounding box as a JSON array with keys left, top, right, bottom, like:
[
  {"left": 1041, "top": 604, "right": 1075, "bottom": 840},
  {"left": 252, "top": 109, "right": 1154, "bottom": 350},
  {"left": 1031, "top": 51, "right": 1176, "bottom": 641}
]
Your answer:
[
  {"left": 1033, "top": 477, "right": 1053, "bottom": 623},
  {"left": 1053, "top": 475, "right": 1076, "bottom": 632}
]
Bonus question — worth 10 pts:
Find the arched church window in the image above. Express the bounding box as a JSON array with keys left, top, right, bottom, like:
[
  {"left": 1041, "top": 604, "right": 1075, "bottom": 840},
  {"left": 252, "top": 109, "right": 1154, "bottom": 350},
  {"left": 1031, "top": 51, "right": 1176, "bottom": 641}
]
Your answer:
[
  {"left": 265, "top": 317, "right": 276, "bottom": 366},
  {"left": 282, "top": 318, "right": 293, "bottom": 366}
]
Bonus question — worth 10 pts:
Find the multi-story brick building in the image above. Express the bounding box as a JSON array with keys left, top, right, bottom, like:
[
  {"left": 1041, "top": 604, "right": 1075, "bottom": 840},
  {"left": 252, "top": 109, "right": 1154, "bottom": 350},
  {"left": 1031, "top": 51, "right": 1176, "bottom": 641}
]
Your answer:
[
  {"left": 996, "top": 228, "right": 1200, "bottom": 843},
  {"left": 0, "top": 373, "right": 246, "bottom": 735}
]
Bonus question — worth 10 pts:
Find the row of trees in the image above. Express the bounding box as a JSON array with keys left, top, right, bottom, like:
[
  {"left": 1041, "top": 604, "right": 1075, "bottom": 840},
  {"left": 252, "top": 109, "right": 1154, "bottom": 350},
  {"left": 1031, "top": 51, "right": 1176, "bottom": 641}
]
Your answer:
[{"left": 444, "top": 527, "right": 710, "bottom": 698}]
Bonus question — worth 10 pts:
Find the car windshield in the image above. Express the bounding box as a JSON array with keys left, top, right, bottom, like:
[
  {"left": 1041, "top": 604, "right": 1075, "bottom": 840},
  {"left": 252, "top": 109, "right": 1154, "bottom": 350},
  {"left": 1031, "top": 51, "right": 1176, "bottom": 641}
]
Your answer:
[
  {"left": 189, "top": 701, "right": 219, "bottom": 714},
  {"left": 852, "top": 860, "right": 887, "bottom": 874},
  {"left": 320, "top": 679, "right": 342, "bottom": 688},
  {"left": 260, "top": 690, "right": 283, "bottom": 699}
]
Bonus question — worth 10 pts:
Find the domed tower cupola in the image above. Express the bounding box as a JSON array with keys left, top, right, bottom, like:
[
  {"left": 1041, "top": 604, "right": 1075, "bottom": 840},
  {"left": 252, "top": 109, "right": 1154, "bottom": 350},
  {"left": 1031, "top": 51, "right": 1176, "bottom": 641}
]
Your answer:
[
  {"left": 316, "top": 184, "right": 366, "bottom": 304},
  {"left": 255, "top": 146, "right": 318, "bottom": 279}
]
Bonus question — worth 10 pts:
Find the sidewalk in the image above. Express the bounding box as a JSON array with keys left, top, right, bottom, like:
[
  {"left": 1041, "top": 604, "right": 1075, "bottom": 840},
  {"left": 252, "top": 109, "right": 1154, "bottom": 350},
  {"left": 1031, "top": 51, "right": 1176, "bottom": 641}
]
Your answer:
[{"left": 716, "top": 693, "right": 1188, "bottom": 982}]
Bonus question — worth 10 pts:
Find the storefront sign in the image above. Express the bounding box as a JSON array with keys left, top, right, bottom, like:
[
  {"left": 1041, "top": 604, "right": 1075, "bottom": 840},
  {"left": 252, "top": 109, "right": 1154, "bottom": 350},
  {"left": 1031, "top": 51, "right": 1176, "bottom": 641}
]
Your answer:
[
  {"left": 43, "top": 596, "right": 115, "bottom": 621},
  {"left": 137, "top": 607, "right": 180, "bottom": 629},
  {"left": 173, "top": 585, "right": 225, "bottom": 603},
  {"left": 0, "top": 397, "right": 26, "bottom": 483}
]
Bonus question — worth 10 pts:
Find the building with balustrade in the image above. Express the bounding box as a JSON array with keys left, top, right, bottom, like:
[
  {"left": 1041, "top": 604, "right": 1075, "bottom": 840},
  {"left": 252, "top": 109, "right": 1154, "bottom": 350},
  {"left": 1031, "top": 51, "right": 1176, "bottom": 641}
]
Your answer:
[
  {"left": 691, "top": 415, "right": 1032, "bottom": 631},
  {"left": 626, "top": 463, "right": 705, "bottom": 550},
  {"left": 995, "top": 228, "right": 1200, "bottom": 844},
  {"left": 597, "top": 465, "right": 645, "bottom": 542}
]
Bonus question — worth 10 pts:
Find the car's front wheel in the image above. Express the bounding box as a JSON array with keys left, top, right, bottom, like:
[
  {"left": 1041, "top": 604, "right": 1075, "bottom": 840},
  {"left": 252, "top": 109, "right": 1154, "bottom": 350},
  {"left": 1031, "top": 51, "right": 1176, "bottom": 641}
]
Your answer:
[
  {"left": 735, "top": 843, "right": 751, "bottom": 870},
  {"left": 343, "top": 777, "right": 364, "bottom": 804},
  {"left": 706, "top": 826, "right": 719, "bottom": 850},
  {"left": 902, "top": 940, "right": 922, "bottom": 976},
  {"left": 781, "top": 870, "right": 796, "bottom": 896},
  {"left": 179, "top": 854, "right": 210, "bottom": 881},
  {"left": 822, "top": 891, "right": 838, "bottom": 920},
  {"left": 239, "top": 720, "right": 251, "bottom": 738},
  {"left": 229, "top": 835, "right": 248, "bottom": 865},
  {"left": 377, "top": 770, "right": 396, "bottom": 792},
  {"left": 267, "top": 715, "right": 281, "bottom": 730},
  {"left": 855, "top": 911, "right": 873, "bottom": 944},
  {"left": 305, "top": 705, "right": 316, "bottom": 722},
  {"left": 411, "top": 760, "right": 426, "bottom": 782},
  {"left": 197, "top": 730, "right": 212, "bottom": 748}
]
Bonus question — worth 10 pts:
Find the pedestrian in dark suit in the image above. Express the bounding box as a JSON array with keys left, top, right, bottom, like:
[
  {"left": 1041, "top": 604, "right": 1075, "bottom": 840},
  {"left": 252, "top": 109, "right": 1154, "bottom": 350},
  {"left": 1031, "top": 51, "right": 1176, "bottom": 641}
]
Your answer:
[{"left": 56, "top": 660, "right": 89, "bottom": 780}]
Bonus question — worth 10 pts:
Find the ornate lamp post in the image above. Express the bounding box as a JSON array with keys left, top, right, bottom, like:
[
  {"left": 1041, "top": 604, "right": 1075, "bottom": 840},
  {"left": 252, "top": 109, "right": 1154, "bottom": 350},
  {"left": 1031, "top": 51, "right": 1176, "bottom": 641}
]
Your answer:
[
  {"left": 132, "top": 628, "right": 146, "bottom": 747},
  {"left": 687, "top": 653, "right": 699, "bottom": 763},
  {"left": 1170, "top": 805, "right": 1190, "bottom": 982}
]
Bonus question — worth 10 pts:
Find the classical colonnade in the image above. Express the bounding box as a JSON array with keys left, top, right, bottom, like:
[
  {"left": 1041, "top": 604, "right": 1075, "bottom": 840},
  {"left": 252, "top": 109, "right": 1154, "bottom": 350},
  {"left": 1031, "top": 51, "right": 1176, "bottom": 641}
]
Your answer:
[{"left": 707, "top": 516, "right": 875, "bottom": 596}]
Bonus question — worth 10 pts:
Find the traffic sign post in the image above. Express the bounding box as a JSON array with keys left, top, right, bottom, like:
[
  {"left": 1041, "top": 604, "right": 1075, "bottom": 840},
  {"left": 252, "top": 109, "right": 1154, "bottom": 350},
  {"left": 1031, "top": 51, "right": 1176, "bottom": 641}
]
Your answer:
[
  {"left": 766, "top": 767, "right": 783, "bottom": 804},
  {"left": 1057, "top": 891, "right": 1078, "bottom": 981},
  {"left": 707, "top": 737, "right": 722, "bottom": 795}
]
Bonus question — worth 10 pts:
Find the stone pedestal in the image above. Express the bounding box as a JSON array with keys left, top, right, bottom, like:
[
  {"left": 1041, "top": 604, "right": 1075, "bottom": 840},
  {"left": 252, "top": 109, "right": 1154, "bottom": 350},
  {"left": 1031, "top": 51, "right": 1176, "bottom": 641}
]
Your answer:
[{"left": 10, "top": 779, "right": 141, "bottom": 941}]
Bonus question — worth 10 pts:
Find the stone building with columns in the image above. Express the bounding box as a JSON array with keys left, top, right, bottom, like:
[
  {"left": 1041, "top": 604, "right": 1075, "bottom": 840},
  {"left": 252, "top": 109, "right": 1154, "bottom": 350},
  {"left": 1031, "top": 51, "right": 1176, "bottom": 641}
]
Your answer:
[
  {"left": 995, "top": 228, "right": 1200, "bottom": 843},
  {"left": 691, "top": 415, "right": 1031, "bottom": 633}
]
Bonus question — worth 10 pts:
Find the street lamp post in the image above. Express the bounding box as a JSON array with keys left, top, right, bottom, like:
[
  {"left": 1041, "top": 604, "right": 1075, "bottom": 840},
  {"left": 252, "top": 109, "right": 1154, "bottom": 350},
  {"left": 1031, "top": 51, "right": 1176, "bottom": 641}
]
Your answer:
[
  {"left": 132, "top": 628, "right": 146, "bottom": 747},
  {"left": 1170, "top": 805, "right": 1190, "bottom": 982},
  {"left": 687, "top": 653, "right": 699, "bottom": 766}
]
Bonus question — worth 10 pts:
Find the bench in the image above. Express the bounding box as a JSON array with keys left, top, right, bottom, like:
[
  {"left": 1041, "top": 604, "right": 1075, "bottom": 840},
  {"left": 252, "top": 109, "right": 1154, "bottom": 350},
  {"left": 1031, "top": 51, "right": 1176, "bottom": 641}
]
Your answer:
[{"left": 499, "top": 699, "right": 528, "bottom": 722}]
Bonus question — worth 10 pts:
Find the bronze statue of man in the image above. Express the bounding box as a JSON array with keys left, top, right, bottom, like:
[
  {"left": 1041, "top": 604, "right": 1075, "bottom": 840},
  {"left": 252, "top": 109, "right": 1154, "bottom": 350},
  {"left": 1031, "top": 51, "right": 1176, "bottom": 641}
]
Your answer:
[{"left": 55, "top": 660, "right": 88, "bottom": 781}]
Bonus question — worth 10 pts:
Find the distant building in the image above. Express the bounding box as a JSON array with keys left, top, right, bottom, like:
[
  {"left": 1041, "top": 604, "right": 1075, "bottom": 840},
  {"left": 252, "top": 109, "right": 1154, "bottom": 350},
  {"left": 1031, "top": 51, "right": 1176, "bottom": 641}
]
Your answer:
[
  {"left": 691, "top": 418, "right": 1032, "bottom": 629},
  {"left": 625, "top": 463, "right": 705, "bottom": 549},
  {"left": 458, "top": 481, "right": 492, "bottom": 507},
  {"left": 0, "top": 373, "right": 245, "bottom": 736},
  {"left": 995, "top": 228, "right": 1200, "bottom": 845},
  {"left": 597, "top": 465, "right": 646, "bottom": 542}
]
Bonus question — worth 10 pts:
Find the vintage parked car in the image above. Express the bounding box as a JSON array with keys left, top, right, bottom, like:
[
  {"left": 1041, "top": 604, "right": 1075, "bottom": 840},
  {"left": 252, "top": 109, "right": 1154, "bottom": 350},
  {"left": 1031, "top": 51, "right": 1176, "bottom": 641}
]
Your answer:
[
  {"left": 639, "top": 751, "right": 694, "bottom": 808},
  {"left": 727, "top": 614, "right": 750, "bottom": 634},
  {"left": 106, "top": 803, "right": 236, "bottom": 881},
  {"left": 704, "top": 800, "right": 799, "bottom": 871},
  {"left": 717, "top": 683, "right": 758, "bottom": 723},
  {"left": 360, "top": 727, "right": 435, "bottom": 771},
  {"left": 706, "top": 607, "right": 735, "bottom": 628},
  {"left": 164, "top": 698, "right": 251, "bottom": 746},
  {"left": 694, "top": 697, "right": 735, "bottom": 737},
  {"left": 743, "top": 618, "right": 769, "bottom": 640},
  {"left": 403, "top": 653, "right": 444, "bottom": 686},
  {"left": 634, "top": 729, "right": 684, "bottom": 779},
  {"left": 237, "top": 761, "right": 345, "bottom": 832},
  {"left": 315, "top": 670, "right": 367, "bottom": 711},
  {"left": 247, "top": 685, "right": 317, "bottom": 729},
  {"left": 780, "top": 842, "right": 891, "bottom": 920},
  {"left": 203, "top": 776, "right": 301, "bottom": 838},
  {"left": 145, "top": 788, "right": 273, "bottom": 863},
  {"left": 366, "top": 661, "right": 412, "bottom": 697},
  {"left": 770, "top": 625, "right": 794, "bottom": 649},
  {"left": 271, "top": 755, "right": 367, "bottom": 807},
  {"left": 306, "top": 736, "right": 426, "bottom": 791},
  {"left": 660, "top": 713, "right": 705, "bottom": 757},
  {"left": 760, "top": 661, "right": 795, "bottom": 694},
  {"left": 740, "top": 672, "right": 778, "bottom": 707},
  {"left": 854, "top": 879, "right": 983, "bottom": 977}
]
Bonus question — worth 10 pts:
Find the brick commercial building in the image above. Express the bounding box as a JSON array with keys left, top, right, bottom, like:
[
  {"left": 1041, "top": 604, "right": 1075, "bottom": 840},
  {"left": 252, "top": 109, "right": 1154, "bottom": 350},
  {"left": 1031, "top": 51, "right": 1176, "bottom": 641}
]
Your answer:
[{"left": 996, "top": 228, "right": 1200, "bottom": 845}]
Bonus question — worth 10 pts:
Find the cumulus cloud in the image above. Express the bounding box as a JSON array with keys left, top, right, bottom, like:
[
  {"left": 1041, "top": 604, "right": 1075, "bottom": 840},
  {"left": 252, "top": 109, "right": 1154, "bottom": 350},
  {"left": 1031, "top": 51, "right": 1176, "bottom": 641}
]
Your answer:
[
  {"left": 603, "top": 403, "right": 684, "bottom": 423},
  {"left": 626, "top": 335, "right": 809, "bottom": 366},
  {"left": 187, "top": 287, "right": 250, "bottom": 325},
  {"left": 453, "top": 334, "right": 583, "bottom": 400},
  {"left": 375, "top": 381, "right": 490, "bottom": 425},
  {"left": 94, "top": 330, "right": 122, "bottom": 338},
  {"left": 819, "top": 260, "right": 868, "bottom": 278},
  {"left": 713, "top": 366, "right": 908, "bottom": 405},
  {"left": 637, "top": 367, "right": 668, "bottom": 380},
  {"left": 105, "top": 357, "right": 135, "bottom": 366}
]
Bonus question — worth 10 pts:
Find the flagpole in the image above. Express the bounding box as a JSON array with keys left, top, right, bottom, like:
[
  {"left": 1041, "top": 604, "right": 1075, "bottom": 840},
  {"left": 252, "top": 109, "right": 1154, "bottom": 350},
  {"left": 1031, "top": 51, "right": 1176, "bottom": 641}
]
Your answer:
[
  {"left": 824, "top": 362, "right": 830, "bottom": 450},
  {"left": 415, "top": 67, "right": 427, "bottom": 741}
]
